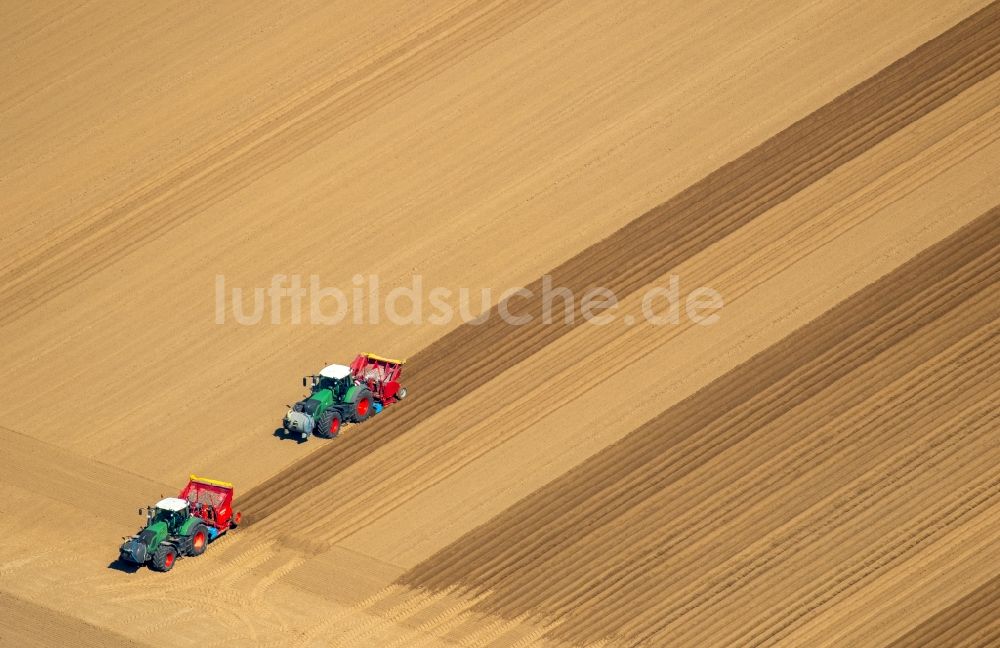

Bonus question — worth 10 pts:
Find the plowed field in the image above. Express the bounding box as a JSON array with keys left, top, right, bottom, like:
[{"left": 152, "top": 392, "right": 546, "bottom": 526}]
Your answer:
[{"left": 1, "top": 1, "right": 998, "bottom": 646}]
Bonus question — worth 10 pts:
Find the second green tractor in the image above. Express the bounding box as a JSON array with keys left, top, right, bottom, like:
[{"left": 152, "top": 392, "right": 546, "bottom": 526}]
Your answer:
[{"left": 281, "top": 353, "right": 407, "bottom": 441}]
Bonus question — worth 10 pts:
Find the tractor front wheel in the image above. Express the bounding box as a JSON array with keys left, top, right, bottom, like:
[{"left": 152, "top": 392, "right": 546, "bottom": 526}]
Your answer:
[
  {"left": 315, "top": 409, "right": 342, "bottom": 439},
  {"left": 152, "top": 544, "right": 178, "bottom": 572},
  {"left": 186, "top": 524, "right": 209, "bottom": 557}
]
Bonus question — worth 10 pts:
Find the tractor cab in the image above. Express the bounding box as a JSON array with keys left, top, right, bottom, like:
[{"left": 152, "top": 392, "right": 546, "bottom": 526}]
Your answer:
[
  {"left": 312, "top": 364, "right": 352, "bottom": 397},
  {"left": 150, "top": 497, "right": 190, "bottom": 533}
]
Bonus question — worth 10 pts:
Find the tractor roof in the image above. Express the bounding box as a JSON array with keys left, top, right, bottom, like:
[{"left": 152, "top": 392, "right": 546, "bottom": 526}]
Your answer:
[
  {"left": 156, "top": 497, "right": 189, "bottom": 512},
  {"left": 319, "top": 364, "right": 351, "bottom": 379}
]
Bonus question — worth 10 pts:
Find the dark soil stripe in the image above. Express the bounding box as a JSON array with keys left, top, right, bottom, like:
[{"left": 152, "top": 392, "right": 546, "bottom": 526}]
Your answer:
[
  {"left": 239, "top": 2, "right": 1000, "bottom": 522},
  {"left": 886, "top": 571, "right": 1000, "bottom": 647},
  {"left": 399, "top": 207, "right": 1000, "bottom": 645}
]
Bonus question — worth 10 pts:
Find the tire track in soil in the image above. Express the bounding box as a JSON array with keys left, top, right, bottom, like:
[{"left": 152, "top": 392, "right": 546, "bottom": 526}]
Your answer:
[
  {"left": 0, "top": 0, "right": 556, "bottom": 327},
  {"left": 397, "top": 208, "right": 1000, "bottom": 646},
  {"left": 238, "top": 2, "right": 1000, "bottom": 524}
]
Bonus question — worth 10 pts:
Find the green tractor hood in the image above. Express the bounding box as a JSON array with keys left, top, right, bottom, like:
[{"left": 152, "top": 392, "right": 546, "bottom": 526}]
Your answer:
[{"left": 120, "top": 520, "right": 168, "bottom": 564}]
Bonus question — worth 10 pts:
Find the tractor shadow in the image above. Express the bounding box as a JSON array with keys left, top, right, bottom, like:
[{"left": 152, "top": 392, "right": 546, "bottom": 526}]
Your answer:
[
  {"left": 107, "top": 558, "right": 141, "bottom": 574},
  {"left": 272, "top": 427, "right": 308, "bottom": 444}
]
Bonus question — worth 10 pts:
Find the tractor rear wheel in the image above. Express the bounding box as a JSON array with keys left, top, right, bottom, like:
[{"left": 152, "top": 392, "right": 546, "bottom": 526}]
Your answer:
[
  {"left": 351, "top": 388, "right": 374, "bottom": 423},
  {"left": 186, "top": 524, "right": 209, "bottom": 557},
  {"left": 152, "top": 544, "right": 178, "bottom": 572},
  {"left": 315, "top": 409, "right": 342, "bottom": 439}
]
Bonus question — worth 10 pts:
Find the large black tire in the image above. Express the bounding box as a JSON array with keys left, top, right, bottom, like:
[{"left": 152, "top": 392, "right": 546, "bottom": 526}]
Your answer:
[
  {"left": 396, "top": 386, "right": 408, "bottom": 401},
  {"left": 151, "top": 544, "right": 178, "bottom": 572},
  {"left": 351, "top": 388, "right": 374, "bottom": 423},
  {"left": 185, "top": 523, "right": 209, "bottom": 557},
  {"left": 314, "top": 409, "right": 343, "bottom": 439}
]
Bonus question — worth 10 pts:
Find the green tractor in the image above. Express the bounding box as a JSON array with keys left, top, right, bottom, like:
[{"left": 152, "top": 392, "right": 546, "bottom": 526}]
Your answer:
[
  {"left": 119, "top": 476, "right": 240, "bottom": 572},
  {"left": 282, "top": 353, "right": 406, "bottom": 441},
  {"left": 282, "top": 362, "right": 377, "bottom": 441}
]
